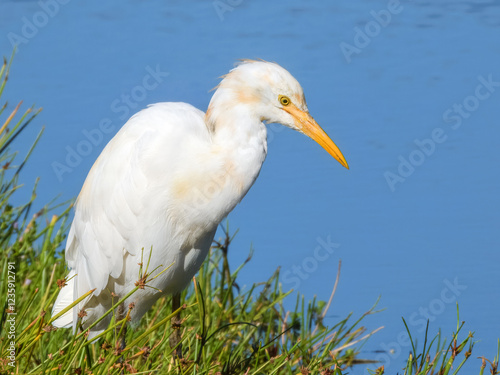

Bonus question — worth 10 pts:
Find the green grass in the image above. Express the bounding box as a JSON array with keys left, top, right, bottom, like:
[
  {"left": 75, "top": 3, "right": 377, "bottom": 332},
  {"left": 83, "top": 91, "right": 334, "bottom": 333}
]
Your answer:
[{"left": 0, "top": 52, "right": 499, "bottom": 375}]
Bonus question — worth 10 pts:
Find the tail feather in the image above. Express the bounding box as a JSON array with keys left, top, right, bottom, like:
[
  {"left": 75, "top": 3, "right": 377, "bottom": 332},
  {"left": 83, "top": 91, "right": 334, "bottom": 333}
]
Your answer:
[
  {"left": 51, "top": 270, "right": 76, "bottom": 328},
  {"left": 51, "top": 269, "right": 116, "bottom": 340}
]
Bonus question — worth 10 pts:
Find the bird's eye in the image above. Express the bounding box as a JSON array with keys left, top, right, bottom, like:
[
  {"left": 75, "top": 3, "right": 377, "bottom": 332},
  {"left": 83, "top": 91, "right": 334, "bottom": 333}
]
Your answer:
[{"left": 279, "top": 95, "right": 291, "bottom": 106}]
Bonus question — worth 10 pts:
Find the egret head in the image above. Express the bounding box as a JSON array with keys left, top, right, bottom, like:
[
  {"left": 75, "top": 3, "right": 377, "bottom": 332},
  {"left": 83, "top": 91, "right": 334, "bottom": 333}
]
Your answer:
[{"left": 208, "top": 60, "right": 349, "bottom": 169}]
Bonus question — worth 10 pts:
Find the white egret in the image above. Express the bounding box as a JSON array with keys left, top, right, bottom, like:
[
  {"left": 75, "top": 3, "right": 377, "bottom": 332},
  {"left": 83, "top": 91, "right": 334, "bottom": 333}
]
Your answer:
[{"left": 51, "top": 60, "right": 348, "bottom": 350}]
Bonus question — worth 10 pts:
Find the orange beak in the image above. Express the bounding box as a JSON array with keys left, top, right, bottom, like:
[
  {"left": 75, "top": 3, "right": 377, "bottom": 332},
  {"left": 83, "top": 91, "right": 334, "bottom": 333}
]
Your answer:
[{"left": 282, "top": 104, "right": 349, "bottom": 169}]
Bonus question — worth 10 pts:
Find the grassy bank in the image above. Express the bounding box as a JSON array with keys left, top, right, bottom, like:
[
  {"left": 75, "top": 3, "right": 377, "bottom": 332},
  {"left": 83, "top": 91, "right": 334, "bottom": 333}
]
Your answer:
[{"left": 0, "top": 54, "right": 498, "bottom": 375}]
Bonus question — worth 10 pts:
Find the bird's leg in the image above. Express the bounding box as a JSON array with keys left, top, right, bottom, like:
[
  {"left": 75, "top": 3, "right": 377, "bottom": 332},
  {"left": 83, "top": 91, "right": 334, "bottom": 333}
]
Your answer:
[
  {"left": 116, "top": 302, "right": 127, "bottom": 354},
  {"left": 169, "top": 293, "right": 183, "bottom": 359}
]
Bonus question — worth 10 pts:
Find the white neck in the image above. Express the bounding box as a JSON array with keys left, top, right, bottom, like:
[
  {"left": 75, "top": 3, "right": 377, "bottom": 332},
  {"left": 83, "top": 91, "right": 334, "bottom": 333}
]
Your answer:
[
  {"left": 208, "top": 99, "right": 268, "bottom": 191},
  {"left": 206, "top": 85, "right": 268, "bottom": 173},
  {"left": 187, "top": 92, "right": 268, "bottom": 227}
]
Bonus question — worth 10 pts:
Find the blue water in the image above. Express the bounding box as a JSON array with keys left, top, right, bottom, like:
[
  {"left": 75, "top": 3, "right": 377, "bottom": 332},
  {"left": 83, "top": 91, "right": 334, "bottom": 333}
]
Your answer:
[{"left": 1, "top": 1, "right": 499, "bottom": 373}]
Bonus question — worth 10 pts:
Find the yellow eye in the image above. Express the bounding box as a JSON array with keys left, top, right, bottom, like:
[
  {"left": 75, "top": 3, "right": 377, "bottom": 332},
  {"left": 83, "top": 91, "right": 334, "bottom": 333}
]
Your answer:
[{"left": 279, "top": 95, "right": 291, "bottom": 106}]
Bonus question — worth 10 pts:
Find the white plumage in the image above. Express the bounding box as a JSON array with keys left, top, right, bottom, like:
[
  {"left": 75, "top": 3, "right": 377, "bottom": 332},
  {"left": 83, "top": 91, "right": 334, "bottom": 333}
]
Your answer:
[{"left": 52, "top": 60, "right": 348, "bottom": 338}]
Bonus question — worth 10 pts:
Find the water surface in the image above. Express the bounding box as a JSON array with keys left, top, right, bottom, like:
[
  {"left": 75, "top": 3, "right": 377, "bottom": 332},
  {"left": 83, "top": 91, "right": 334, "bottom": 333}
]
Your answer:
[{"left": 1, "top": 1, "right": 499, "bottom": 372}]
